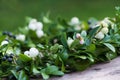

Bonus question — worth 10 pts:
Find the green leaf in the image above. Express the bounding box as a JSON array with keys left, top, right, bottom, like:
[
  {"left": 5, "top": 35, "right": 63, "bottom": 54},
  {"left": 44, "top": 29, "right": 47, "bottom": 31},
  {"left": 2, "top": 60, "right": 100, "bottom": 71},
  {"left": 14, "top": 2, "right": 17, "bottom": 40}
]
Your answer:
[
  {"left": 70, "top": 39, "right": 80, "bottom": 48},
  {"left": 0, "top": 35, "right": 6, "bottom": 43},
  {"left": 106, "top": 52, "right": 117, "bottom": 61},
  {"left": 88, "top": 26, "right": 100, "bottom": 38},
  {"left": 42, "top": 65, "right": 64, "bottom": 77},
  {"left": 41, "top": 72, "right": 49, "bottom": 80},
  {"left": 51, "top": 71, "right": 64, "bottom": 75},
  {"left": 18, "top": 54, "right": 32, "bottom": 62},
  {"left": 11, "top": 70, "right": 18, "bottom": 79},
  {"left": 103, "top": 43, "right": 116, "bottom": 53},
  {"left": 59, "top": 50, "right": 69, "bottom": 61},
  {"left": 59, "top": 57, "right": 65, "bottom": 72},
  {"left": 50, "top": 44, "right": 59, "bottom": 53},
  {"left": 61, "top": 33, "right": 68, "bottom": 48},
  {"left": 87, "top": 44, "right": 96, "bottom": 52},
  {"left": 18, "top": 70, "right": 29, "bottom": 80},
  {"left": 32, "top": 66, "right": 40, "bottom": 75},
  {"left": 45, "top": 65, "right": 59, "bottom": 74},
  {"left": 75, "top": 55, "right": 87, "bottom": 59}
]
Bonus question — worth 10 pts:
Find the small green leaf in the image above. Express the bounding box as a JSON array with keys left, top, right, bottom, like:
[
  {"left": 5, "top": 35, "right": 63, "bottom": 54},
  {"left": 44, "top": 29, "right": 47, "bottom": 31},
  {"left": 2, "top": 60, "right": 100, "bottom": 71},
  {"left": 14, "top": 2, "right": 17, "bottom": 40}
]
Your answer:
[
  {"left": 75, "top": 55, "right": 87, "bottom": 59},
  {"left": 87, "top": 44, "right": 96, "bottom": 52},
  {"left": 18, "top": 54, "right": 32, "bottom": 62},
  {"left": 103, "top": 43, "right": 116, "bottom": 53},
  {"left": 0, "top": 35, "right": 6, "bottom": 43},
  {"left": 51, "top": 71, "right": 64, "bottom": 76},
  {"left": 50, "top": 44, "right": 59, "bottom": 53}
]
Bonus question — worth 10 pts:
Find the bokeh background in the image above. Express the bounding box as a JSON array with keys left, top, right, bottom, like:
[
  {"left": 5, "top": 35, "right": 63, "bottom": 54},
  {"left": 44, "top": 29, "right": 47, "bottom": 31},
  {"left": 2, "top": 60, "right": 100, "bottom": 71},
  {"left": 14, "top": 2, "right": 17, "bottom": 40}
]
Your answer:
[{"left": 0, "top": 0, "right": 120, "bottom": 31}]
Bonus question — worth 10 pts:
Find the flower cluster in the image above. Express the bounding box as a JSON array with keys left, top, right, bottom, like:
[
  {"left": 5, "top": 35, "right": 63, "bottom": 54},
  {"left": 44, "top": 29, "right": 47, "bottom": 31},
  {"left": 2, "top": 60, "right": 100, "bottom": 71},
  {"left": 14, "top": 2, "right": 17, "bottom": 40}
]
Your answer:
[
  {"left": 28, "top": 19, "right": 44, "bottom": 38},
  {"left": 95, "top": 18, "right": 114, "bottom": 39}
]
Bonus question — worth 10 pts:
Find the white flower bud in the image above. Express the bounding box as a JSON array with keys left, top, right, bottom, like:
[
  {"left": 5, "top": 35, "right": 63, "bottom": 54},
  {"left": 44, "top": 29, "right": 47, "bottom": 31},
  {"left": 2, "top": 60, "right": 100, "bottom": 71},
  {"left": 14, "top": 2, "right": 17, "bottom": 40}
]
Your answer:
[
  {"left": 24, "top": 51, "right": 30, "bottom": 57},
  {"left": 70, "top": 17, "right": 80, "bottom": 26},
  {"left": 76, "top": 33, "right": 81, "bottom": 39},
  {"left": 80, "top": 38, "right": 84, "bottom": 44},
  {"left": 1, "top": 40, "right": 9, "bottom": 46},
  {"left": 101, "top": 27, "right": 109, "bottom": 34},
  {"left": 95, "top": 32, "right": 104, "bottom": 39},
  {"left": 16, "top": 34, "right": 26, "bottom": 42},
  {"left": 36, "top": 30, "right": 44, "bottom": 38},
  {"left": 67, "top": 37, "right": 74, "bottom": 47}
]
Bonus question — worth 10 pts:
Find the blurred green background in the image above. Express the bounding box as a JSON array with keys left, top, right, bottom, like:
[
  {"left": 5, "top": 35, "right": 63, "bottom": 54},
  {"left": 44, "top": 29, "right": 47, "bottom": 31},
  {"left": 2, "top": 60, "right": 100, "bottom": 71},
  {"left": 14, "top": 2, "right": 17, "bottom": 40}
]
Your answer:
[{"left": 0, "top": 0, "right": 120, "bottom": 31}]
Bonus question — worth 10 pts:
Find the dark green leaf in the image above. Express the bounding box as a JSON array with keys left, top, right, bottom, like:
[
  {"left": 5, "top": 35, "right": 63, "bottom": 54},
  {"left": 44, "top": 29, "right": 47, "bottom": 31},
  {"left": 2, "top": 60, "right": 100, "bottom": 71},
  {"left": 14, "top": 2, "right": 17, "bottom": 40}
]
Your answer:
[{"left": 60, "top": 33, "right": 68, "bottom": 48}]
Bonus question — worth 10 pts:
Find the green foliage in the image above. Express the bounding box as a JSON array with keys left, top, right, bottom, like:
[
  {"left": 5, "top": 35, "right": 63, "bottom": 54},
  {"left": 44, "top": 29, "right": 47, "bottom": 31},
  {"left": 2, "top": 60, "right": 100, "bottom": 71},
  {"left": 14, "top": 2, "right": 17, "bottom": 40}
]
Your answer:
[{"left": 0, "top": 7, "right": 120, "bottom": 79}]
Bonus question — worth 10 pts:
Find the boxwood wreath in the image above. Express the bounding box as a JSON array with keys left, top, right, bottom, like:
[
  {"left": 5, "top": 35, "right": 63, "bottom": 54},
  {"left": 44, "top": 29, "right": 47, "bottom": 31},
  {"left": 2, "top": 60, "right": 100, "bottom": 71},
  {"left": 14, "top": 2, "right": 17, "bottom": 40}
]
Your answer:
[{"left": 0, "top": 7, "right": 120, "bottom": 80}]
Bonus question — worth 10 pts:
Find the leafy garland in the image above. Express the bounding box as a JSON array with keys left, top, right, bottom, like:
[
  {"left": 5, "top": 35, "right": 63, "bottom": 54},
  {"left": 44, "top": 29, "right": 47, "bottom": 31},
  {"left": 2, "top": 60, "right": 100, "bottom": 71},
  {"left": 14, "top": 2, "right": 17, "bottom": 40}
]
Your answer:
[{"left": 0, "top": 7, "right": 120, "bottom": 80}]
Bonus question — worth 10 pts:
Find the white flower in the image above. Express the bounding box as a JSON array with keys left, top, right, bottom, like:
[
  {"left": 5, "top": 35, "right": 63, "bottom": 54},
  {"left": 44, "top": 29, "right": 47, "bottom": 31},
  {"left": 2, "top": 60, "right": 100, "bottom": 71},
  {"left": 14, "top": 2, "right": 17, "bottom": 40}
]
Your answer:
[
  {"left": 101, "top": 27, "right": 109, "bottom": 34},
  {"left": 28, "top": 19, "right": 43, "bottom": 31},
  {"left": 67, "top": 37, "right": 74, "bottom": 47},
  {"left": 24, "top": 47, "right": 41, "bottom": 58},
  {"left": 70, "top": 17, "right": 80, "bottom": 26},
  {"left": 36, "top": 22, "right": 43, "bottom": 30},
  {"left": 104, "top": 17, "right": 112, "bottom": 24},
  {"left": 95, "top": 32, "right": 104, "bottom": 39},
  {"left": 28, "top": 23, "right": 37, "bottom": 31},
  {"left": 29, "top": 48, "right": 39, "bottom": 58},
  {"left": 36, "top": 30, "right": 44, "bottom": 38},
  {"left": 1, "top": 40, "right": 9, "bottom": 46},
  {"left": 16, "top": 34, "right": 26, "bottom": 42}
]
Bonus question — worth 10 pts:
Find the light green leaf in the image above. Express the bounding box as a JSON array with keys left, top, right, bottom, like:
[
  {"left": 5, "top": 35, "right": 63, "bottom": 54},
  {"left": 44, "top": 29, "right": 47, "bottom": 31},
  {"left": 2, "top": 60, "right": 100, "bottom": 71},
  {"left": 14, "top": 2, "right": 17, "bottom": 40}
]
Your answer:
[
  {"left": 18, "top": 70, "right": 29, "bottom": 80},
  {"left": 103, "top": 43, "right": 116, "bottom": 53},
  {"left": 18, "top": 54, "right": 32, "bottom": 62},
  {"left": 11, "top": 70, "right": 18, "bottom": 79},
  {"left": 32, "top": 66, "right": 40, "bottom": 75},
  {"left": 87, "top": 44, "right": 96, "bottom": 52},
  {"left": 41, "top": 72, "right": 49, "bottom": 80},
  {"left": 75, "top": 55, "right": 87, "bottom": 59}
]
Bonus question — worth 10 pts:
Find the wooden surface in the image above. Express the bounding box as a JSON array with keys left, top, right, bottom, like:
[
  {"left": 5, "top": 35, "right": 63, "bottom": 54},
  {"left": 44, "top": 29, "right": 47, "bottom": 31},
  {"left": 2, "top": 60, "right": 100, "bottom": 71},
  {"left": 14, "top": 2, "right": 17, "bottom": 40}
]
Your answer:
[{"left": 51, "top": 56, "right": 120, "bottom": 80}]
